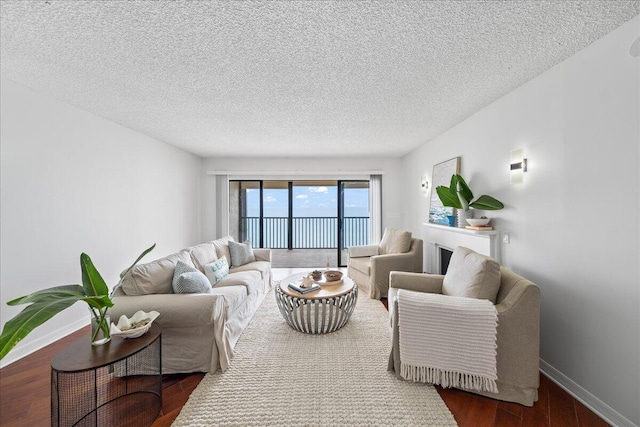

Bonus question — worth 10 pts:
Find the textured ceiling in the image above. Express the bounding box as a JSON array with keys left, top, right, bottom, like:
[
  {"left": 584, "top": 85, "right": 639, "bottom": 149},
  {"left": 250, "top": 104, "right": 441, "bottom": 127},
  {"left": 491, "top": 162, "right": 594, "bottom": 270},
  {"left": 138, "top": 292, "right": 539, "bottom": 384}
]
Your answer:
[{"left": 1, "top": 1, "right": 638, "bottom": 158}]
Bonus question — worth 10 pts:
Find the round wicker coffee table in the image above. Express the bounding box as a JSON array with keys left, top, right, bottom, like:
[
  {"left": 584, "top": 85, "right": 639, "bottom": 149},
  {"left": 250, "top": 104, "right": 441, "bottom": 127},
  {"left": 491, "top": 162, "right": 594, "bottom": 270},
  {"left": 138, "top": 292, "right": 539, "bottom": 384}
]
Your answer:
[{"left": 275, "top": 273, "right": 358, "bottom": 334}]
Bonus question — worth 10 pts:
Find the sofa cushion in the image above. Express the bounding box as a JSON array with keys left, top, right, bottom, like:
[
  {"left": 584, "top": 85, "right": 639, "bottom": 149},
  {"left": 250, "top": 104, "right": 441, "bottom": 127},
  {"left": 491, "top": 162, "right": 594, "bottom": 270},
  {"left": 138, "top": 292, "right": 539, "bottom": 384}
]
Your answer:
[
  {"left": 212, "top": 236, "right": 234, "bottom": 265},
  {"left": 121, "top": 251, "right": 192, "bottom": 295},
  {"left": 379, "top": 228, "right": 412, "bottom": 254},
  {"left": 230, "top": 260, "right": 271, "bottom": 280},
  {"left": 443, "top": 246, "right": 501, "bottom": 303},
  {"left": 203, "top": 257, "right": 230, "bottom": 285},
  {"left": 210, "top": 286, "right": 247, "bottom": 317},
  {"left": 172, "top": 261, "right": 212, "bottom": 294},
  {"left": 349, "top": 256, "right": 371, "bottom": 276},
  {"left": 229, "top": 240, "right": 256, "bottom": 267},
  {"left": 187, "top": 242, "right": 218, "bottom": 272},
  {"left": 213, "top": 271, "right": 262, "bottom": 296}
]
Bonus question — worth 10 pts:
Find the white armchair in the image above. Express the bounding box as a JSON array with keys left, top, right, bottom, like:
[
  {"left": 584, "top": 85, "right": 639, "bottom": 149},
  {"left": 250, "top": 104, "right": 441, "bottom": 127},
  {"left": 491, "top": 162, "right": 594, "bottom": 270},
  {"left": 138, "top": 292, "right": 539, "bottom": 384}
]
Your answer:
[{"left": 347, "top": 228, "right": 423, "bottom": 299}]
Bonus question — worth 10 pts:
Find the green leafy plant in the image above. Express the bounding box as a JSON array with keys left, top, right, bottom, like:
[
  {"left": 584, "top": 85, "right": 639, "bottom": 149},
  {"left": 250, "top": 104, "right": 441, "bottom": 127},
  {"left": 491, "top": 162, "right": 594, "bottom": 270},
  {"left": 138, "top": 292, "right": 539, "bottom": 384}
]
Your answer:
[
  {"left": 436, "top": 174, "right": 504, "bottom": 211},
  {"left": 0, "top": 244, "right": 155, "bottom": 360}
]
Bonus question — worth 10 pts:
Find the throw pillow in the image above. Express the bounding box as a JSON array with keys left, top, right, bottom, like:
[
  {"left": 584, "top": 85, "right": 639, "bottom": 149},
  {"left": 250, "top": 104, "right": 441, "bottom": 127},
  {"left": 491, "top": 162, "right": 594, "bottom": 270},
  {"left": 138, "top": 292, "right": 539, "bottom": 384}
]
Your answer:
[
  {"left": 442, "top": 246, "right": 501, "bottom": 303},
  {"left": 204, "top": 256, "right": 230, "bottom": 285},
  {"left": 379, "top": 228, "right": 412, "bottom": 254},
  {"left": 172, "top": 260, "right": 212, "bottom": 294},
  {"left": 228, "top": 240, "right": 256, "bottom": 267}
]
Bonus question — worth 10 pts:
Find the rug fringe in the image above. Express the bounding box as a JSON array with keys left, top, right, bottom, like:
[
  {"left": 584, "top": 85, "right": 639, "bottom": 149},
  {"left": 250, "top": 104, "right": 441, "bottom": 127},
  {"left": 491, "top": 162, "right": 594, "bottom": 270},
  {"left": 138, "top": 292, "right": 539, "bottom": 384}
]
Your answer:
[{"left": 400, "top": 362, "right": 498, "bottom": 393}]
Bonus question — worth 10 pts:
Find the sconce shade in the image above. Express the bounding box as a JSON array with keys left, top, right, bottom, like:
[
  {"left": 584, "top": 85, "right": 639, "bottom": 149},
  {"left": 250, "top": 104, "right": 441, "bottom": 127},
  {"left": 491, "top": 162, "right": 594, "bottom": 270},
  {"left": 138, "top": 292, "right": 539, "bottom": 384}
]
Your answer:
[{"left": 510, "top": 148, "right": 527, "bottom": 184}]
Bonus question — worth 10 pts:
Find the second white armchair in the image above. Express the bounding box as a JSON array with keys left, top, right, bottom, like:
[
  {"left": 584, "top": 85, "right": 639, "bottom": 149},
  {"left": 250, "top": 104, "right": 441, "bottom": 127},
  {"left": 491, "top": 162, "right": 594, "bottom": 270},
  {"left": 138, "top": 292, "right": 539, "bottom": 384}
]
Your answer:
[{"left": 347, "top": 228, "right": 423, "bottom": 299}]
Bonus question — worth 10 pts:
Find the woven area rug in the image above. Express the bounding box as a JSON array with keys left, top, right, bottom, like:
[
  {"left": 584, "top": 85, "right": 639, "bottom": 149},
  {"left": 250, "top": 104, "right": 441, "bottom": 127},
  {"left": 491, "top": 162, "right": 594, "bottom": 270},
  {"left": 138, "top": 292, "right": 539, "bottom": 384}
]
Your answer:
[{"left": 172, "top": 287, "right": 457, "bottom": 426}]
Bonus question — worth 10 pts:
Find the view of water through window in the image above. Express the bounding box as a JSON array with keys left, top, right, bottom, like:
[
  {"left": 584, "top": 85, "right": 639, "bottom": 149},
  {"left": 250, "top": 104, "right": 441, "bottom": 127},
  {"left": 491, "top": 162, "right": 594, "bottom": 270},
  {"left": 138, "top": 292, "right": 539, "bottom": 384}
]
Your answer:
[{"left": 230, "top": 180, "right": 370, "bottom": 250}]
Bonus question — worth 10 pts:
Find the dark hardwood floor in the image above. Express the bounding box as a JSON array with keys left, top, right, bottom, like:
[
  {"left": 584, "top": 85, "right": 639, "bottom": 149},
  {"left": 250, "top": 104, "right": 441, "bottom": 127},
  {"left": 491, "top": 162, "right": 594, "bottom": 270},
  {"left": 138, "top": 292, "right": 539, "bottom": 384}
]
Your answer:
[{"left": 1, "top": 314, "right": 609, "bottom": 427}]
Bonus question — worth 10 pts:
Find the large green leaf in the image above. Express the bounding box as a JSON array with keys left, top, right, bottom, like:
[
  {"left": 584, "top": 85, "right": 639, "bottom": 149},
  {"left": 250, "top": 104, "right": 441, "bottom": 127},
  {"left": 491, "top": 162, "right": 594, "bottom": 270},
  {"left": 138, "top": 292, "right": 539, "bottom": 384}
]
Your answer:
[
  {"left": 453, "top": 174, "right": 474, "bottom": 204},
  {"left": 118, "top": 244, "right": 156, "bottom": 283},
  {"left": 0, "top": 297, "right": 80, "bottom": 360},
  {"left": 7, "top": 285, "right": 85, "bottom": 305},
  {"left": 470, "top": 195, "right": 505, "bottom": 210},
  {"left": 80, "top": 295, "right": 114, "bottom": 310},
  {"left": 436, "top": 186, "right": 461, "bottom": 208},
  {"left": 80, "top": 253, "right": 109, "bottom": 297}
]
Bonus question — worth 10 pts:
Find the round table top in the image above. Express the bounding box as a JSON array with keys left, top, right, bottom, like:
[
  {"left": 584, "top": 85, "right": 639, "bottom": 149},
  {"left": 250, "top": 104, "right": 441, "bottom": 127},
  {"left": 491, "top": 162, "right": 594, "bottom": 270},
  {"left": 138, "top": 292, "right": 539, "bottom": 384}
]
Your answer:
[
  {"left": 51, "top": 323, "right": 161, "bottom": 372},
  {"left": 279, "top": 272, "right": 355, "bottom": 299}
]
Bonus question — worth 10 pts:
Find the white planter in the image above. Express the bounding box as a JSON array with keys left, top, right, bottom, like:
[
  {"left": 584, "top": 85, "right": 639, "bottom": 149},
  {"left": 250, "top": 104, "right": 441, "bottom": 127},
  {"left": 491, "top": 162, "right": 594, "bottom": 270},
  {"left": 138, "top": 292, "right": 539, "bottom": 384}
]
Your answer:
[{"left": 456, "top": 209, "right": 472, "bottom": 228}]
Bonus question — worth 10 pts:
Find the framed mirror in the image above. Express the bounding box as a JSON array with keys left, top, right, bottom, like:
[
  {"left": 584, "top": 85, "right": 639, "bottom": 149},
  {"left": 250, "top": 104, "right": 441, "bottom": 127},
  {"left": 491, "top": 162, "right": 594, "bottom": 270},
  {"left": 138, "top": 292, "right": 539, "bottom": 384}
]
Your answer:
[{"left": 428, "top": 157, "right": 460, "bottom": 225}]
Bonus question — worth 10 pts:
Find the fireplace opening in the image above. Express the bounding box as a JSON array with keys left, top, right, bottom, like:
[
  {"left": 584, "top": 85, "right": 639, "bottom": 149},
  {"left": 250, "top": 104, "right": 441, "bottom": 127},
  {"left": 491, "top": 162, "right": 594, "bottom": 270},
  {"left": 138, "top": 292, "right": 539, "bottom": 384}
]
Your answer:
[{"left": 440, "top": 247, "right": 453, "bottom": 275}]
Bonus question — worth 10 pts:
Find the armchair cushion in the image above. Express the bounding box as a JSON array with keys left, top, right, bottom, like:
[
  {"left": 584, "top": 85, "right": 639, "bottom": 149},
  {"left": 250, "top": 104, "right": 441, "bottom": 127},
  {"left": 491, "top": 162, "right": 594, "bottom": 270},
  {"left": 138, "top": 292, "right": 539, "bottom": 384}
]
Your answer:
[
  {"left": 443, "top": 246, "right": 501, "bottom": 304},
  {"left": 348, "top": 256, "right": 371, "bottom": 276},
  {"left": 379, "top": 228, "right": 412, "bottom": 254}
]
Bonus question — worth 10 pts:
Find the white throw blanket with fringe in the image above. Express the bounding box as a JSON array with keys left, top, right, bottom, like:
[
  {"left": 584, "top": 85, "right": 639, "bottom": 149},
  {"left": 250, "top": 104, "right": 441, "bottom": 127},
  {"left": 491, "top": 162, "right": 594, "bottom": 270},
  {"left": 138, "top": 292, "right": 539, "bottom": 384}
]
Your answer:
[{"left": 397, "top": 289, "right": 499, "bottom": 393}]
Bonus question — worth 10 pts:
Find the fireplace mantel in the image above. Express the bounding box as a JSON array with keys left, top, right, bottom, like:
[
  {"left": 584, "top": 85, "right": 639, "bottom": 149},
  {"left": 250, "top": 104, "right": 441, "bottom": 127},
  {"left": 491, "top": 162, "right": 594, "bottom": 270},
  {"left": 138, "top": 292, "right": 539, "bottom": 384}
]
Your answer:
[{"left": 423, "top": 222, "right": 500, "bottom": 274}]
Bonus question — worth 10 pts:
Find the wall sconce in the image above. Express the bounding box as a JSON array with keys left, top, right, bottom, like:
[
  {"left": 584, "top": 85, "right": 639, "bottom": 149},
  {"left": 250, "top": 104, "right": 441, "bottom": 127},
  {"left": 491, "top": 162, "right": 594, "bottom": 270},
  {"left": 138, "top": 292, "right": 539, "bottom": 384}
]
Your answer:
[
  {"left": 421, "top": 175, "right": 429, "bottom": 194},
  {"left": 510, "top": 148, "right": 527, "bottom": 184}
]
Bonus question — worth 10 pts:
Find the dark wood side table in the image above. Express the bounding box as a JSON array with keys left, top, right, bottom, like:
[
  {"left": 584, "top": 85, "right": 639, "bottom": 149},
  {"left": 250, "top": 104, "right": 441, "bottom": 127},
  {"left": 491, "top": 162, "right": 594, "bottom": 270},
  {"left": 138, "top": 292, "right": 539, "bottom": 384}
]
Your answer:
[{"left": 51, "top": 323, "right": 162, "bottom": 427}]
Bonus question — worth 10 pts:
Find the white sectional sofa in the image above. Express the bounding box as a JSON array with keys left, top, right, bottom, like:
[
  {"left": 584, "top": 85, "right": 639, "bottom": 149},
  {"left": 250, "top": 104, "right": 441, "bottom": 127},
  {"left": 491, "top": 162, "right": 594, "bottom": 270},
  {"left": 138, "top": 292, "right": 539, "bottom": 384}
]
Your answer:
[{"left": 109, "top": 236, "right": 272, "bottom": 374}]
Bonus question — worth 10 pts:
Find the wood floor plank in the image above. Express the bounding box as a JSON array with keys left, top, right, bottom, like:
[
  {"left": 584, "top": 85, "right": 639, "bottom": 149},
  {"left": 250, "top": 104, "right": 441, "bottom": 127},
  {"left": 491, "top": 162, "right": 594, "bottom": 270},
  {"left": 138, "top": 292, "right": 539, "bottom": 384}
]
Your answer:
[
  {"left": 575, "top": 399, "right": 609, "bottom": 427},
  {"left": 499, "top": 400, "right": 524, "bottom": 419},
  {"left": 548, "top": 379, "right": 578, "bottom": 427},
  {"left": 463, "top": 393, "right": 499, "bottom": 427},
  {"left": 494, "top": 408, "right": 522, "bottom": 427},
  {"left": 436, "top": 386, "right": 471, "bottom": 425}
]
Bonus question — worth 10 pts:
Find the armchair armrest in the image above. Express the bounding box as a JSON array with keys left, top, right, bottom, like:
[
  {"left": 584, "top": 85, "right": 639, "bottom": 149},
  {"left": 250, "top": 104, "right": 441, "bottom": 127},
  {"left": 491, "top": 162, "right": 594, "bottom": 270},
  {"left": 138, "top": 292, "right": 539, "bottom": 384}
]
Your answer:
[
  {"left": 253, "top": 248, "right": 272, "bottom": 263},
  {"left": 389, "top": 271, "right": 444, "bottom": 294},
  {"left": 348, "top": 245, "right": 379, "bottom": 258}
]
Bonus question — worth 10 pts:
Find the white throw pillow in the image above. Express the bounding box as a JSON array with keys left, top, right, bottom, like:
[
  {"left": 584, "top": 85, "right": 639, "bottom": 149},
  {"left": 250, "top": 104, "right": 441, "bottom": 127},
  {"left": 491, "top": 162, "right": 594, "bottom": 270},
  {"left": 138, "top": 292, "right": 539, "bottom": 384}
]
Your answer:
[{"left": 204, "top": 257, "right": 230, "bottom": 285}]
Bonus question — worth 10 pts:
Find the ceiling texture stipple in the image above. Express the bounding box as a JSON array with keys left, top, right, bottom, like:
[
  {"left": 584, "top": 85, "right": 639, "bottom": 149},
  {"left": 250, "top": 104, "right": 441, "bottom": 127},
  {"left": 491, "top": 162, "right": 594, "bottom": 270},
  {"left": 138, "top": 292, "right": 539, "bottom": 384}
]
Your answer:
[{"left": 1, "top": 1, "right": 639, "bottom": 158}]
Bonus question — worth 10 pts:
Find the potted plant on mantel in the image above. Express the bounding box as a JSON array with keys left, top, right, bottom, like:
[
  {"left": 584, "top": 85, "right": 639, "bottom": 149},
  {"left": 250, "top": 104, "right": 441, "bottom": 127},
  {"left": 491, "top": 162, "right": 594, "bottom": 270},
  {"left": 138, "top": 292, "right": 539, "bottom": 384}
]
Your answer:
[
  {"left": 436, "top": 174, "right": 504, "bottom": 227},
  {"left": 0, "top": 244, "right": 155, "bottom": 360}
]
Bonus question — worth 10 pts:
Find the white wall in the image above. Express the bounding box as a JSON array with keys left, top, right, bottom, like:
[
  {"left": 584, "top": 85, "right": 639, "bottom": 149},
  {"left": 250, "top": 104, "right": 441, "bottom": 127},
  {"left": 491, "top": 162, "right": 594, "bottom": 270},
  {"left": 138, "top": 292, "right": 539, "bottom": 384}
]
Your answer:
[
  {"left": 0, "top": 79, "right": 202, "bottom": 367},
  {"left": 402, "top": 17, "right": 639, "bottom": 427},
  {"left": 200, "top": 157, "right": 404, "bottom": 240}
]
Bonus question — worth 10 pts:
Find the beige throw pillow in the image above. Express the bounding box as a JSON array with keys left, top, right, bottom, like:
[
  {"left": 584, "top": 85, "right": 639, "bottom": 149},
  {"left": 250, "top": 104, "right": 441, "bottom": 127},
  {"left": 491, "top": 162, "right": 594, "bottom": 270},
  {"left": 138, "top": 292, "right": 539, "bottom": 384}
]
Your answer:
[
  {"left": 442, "top": 246, "right": 501, "bottom": 303},
  {"left": 379, "top": 228, "right": 412, "bottom": 254}
]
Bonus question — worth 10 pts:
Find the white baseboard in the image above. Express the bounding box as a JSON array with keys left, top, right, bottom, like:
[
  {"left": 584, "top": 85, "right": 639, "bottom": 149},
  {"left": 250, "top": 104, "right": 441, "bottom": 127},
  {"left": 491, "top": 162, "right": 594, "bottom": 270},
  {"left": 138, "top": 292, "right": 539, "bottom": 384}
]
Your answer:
[
  {"left": 540, "top": 359, "right": 637, "bottom": 427},
  {"left": 0, "top": 318, "right": 88, "bottom": 369}
]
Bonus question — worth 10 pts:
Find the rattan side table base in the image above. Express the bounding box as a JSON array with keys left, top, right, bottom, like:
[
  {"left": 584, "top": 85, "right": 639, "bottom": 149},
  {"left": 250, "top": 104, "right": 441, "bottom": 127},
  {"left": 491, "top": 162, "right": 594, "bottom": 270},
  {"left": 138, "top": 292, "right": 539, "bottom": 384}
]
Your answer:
[{"left": 276, "top": 277, "right": 358, "bottom": 334}]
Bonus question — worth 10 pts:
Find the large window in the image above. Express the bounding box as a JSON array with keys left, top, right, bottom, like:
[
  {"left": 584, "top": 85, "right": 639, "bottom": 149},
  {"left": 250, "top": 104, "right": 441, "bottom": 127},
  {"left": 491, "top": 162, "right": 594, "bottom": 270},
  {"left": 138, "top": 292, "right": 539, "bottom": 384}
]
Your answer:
[{"left": 229, "top": 180, "right": 370, "bottom": 266}]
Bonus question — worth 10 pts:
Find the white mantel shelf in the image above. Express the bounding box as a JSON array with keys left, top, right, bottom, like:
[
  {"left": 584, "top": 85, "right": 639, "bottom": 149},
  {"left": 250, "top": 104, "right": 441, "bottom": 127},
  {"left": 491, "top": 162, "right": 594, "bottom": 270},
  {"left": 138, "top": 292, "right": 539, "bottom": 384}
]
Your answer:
[
  {"left": 423, "top": 222, "right": 498, "bottom": 236},
  {"left": 422, "top": 222, "right": 500, "bottom": 273}
]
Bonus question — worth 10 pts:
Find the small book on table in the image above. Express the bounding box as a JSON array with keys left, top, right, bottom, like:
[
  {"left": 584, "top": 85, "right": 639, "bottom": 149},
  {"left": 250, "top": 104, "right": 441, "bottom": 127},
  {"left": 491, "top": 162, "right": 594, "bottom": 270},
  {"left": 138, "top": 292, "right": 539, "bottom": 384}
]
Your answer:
[{"left": 288, "top": 282, "right": 321, "bottom": 294}]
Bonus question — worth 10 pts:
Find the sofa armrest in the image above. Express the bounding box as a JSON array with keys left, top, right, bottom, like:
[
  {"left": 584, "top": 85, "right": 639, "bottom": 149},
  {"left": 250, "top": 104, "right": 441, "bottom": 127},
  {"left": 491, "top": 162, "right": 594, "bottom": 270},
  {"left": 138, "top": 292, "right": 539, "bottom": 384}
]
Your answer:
[
  {"left": 110, "top": 293, "right": 225, "bottom": 327},
  {"left": 349, "top": 245, "right": 379, "bottom": 258},
  {"left": 253, "top": 248, "right": 271, "bottom": 263},
  {"left": 389, "top": 271, "right": 444, "bottom": 294}
]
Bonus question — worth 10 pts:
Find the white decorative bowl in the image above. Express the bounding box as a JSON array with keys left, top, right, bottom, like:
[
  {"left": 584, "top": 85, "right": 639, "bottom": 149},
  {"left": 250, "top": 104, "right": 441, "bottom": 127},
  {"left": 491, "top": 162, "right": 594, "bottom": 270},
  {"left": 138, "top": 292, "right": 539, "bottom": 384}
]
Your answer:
[
  {"left": 466, "top": 218, "right": 491, "bottom": 226},
  {"left": 110, "top": 310, "right": 160, "bottom": 338}
]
